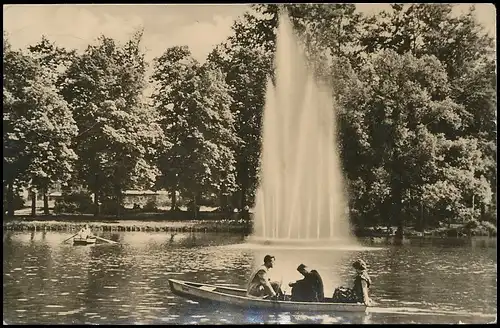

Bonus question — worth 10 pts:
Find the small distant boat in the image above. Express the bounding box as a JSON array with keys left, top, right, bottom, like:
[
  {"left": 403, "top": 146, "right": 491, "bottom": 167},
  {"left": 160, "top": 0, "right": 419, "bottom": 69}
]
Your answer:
[
  {"left": 73, "top": 236, "right": 97, "bottom": 246},
  {"left": 168, "top": 279, "right": 367, "bottom": 313}
]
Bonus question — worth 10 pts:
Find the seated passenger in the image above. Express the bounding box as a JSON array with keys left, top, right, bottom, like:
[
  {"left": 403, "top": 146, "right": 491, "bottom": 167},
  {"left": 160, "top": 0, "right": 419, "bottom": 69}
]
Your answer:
[
  {"left": 332, "top": 259, "right": 373, "bottom": 306},
  {"left": 289, "top": 264, "right": 324, "bottom": 302},
  {"left": 247, "top": 254, "right": 283, "bottom": 299}
]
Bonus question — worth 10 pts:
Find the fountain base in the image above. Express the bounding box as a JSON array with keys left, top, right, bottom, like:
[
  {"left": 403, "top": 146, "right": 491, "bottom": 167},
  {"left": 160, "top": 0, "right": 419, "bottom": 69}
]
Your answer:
[{"left": 241, "top": 236, "right": 381, "bottom": 251}]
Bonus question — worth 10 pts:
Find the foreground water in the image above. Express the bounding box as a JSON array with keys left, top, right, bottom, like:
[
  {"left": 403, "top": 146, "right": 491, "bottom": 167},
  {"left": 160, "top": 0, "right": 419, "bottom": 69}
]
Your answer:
[{"left": 3, "top": 231, "right": 497, "bottom": 324}]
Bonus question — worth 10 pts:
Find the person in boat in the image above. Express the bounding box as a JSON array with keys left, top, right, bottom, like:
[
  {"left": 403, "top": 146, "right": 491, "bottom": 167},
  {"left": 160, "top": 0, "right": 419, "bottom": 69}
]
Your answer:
[
  {"left": 247, "top": 254, "right": 283, "bottom": 299},
  {"left": 77, "top": 224, "right": 91, "bottom": 239},
  {"left": 332, "top": 259, "right": 373, "bottom": 306},
  {"left": 289, "top": 264, "right": 325, "bottom": 302}
]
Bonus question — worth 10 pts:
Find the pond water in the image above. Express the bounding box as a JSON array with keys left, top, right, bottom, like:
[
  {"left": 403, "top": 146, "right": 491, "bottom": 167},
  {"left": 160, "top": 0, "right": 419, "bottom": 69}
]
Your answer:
[{"left": 3, "top": 231, "right": 497, "bottom": 324}]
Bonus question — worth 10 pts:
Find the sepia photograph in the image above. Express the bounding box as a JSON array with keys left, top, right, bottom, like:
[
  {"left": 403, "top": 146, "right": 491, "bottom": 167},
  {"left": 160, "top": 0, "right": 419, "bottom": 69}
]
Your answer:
[{"left": 3, "top": 3, "right": 497, "bottom": 325}]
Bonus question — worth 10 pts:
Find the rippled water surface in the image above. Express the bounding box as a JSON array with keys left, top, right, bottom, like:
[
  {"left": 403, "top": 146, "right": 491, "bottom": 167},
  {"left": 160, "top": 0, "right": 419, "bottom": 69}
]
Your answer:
[{"left": 3, "top": 231, "right": 497, "bottom": 324}]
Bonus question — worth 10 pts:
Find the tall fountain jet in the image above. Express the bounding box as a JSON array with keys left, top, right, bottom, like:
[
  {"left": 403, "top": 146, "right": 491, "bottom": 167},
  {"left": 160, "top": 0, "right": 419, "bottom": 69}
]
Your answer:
[{"left": 252, "top": 13, "right": 355, "bottom": 245}]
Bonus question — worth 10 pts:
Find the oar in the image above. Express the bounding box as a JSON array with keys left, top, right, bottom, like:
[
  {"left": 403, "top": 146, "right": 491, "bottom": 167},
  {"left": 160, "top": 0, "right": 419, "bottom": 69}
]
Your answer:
[
  {"left": 94, "top": 235, "right": 118, "bottom": 244},
  {"left": 62, "top": 233, "right": 78, "bottom": 244},
  {"left": 278, "top": 276, "right": 285, "bottom": 300}
]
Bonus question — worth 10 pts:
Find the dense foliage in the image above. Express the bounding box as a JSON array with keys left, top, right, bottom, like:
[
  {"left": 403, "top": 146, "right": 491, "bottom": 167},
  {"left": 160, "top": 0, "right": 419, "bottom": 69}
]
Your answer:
[
  {"left": 151, "top": 46, "right": 237, "bottom": 216},
  {"left": 3, "top": 4, "right": 496, "bottom": 230},
  {"left": 4, "top": 36, "right": 77, "bottom": 216}
]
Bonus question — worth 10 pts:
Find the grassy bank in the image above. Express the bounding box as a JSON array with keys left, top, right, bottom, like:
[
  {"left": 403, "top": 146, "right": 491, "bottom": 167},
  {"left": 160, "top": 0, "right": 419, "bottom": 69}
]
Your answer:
[
  {"left": 2, "top": 212, "right": 251, "bottom": 234},
  {"left": 366, "top": 235, "right": 496, "bottom": 248},
  {"left": 10, "top": 206, "right": 244, "bottom": 221}
]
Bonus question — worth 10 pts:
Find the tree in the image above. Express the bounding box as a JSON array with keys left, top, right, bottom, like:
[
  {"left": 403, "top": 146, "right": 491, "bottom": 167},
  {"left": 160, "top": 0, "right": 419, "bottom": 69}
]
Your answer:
[
  {"left": 151, "top": 46, "right": 237, "bottom": 216},
  {"left": 328, "top": 56, "right": 374, "bottom": 226},
  {"left": 27, "top": 36, "right": 77, "bottom": 214},
  {"left": 60, "top": 31, "right": 163, "bottom": 216},
  {"left": 3, "top": 35, "right": 30, "bottom": 216},
  {"left": 229, "top": 5, "right": 279, "bottom": 54},
  {"left": 353, "top": 49, "right": 494, "bottom": 231},
  {"left": 28, "top": 35, "right": 77, "bottom": 84},
  {"left": 358, "top": 4, "right": 496, "bottom": 227},
  {"left": 208, "top": 44, "right": 273, "bottom": 209},
  {"left": 151, "top": 46, "right": 193, "bottom": 210},
  {"left": 3, "top": 36, "right": 78, "bottom": 217},
  {"left": 358, "top": 4, "right": 496, "bottom": 140}
]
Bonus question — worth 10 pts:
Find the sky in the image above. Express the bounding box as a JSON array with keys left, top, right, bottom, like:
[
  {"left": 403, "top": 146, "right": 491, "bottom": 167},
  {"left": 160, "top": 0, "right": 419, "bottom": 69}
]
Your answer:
[{"left": 3, "top": 4, "right": 496, "bottom": 63}]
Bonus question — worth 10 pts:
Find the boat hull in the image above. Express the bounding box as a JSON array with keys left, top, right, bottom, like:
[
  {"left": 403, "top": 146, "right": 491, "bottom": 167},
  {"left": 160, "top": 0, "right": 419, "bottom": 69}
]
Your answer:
[
  {"left": 73, "top": 237, "right": 97, "bottom": 245},
  {"left": 168, "top": 279, "right": 367, "bottom": 313}
]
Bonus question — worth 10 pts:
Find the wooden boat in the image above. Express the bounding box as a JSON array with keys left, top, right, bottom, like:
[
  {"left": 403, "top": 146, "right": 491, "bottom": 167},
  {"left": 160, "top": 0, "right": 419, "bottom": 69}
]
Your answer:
[
  {"left": 73, "top": 236, "right": 97, "bottom": 245},
  {"left": 168, "top": 279, "right": 367, "bottom": 313}
]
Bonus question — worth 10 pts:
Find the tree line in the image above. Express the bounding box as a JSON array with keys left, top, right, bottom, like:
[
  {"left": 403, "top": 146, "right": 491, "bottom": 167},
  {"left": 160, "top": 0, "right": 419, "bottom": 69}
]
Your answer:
[{"left": 3, "top": 4, "right": 496, "bottom": 230}]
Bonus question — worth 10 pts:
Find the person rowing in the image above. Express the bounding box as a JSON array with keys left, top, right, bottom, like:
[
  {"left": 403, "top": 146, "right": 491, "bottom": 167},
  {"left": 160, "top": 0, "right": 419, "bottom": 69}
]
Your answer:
[{"left": 77, "top": 224, "right": 91, "bottom": 239}]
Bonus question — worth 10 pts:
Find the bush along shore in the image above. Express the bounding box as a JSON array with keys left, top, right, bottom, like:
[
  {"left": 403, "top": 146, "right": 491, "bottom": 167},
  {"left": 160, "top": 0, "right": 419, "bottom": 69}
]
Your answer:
[{"left": 2, "top": 212, "right": 253, "bottom": 234}]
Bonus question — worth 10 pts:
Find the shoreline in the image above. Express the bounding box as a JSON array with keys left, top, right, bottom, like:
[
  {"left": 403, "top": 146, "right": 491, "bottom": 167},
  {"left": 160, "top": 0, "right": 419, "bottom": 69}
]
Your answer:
[
  {"left": 2, "top": 217, "right": 496, "bottom": 247},
  {"left": 2, "top": 214, "right": 251, "bottom": 234},
  {"left": 367, "top": 235, "right": 496, "bottom": 248}
]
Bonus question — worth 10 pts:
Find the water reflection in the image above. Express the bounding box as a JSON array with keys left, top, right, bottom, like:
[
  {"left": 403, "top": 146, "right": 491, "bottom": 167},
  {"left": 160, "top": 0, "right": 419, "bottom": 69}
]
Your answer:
[{"left": 3, "top": 231, "right": 497, "bottom": 324}]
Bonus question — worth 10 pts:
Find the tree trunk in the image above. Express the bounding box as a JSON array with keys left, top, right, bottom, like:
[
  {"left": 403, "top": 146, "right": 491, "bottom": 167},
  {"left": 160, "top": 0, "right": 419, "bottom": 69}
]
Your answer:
[
  {"left": 218, "top": 190, "right": 229, "bottom": 213},
  {"left": 193, "top": 192, "right": 198, "bottom": 220},
  {"left": 94, "top": 174, "right": 100, "bottom": 217},
  {"left": 43, "top": 187, "right": 50, "bottom": 215},
  {"left": 390, "top": 106, "right": 404, "bottom": 244},
  {"left": 420, "top": 201, "right": 425, "bottom": 233},
  {"left": 392, "top": 185, "right": 403, "bottom": 243},
  {"left": 170, "top": 188, "right": 177, "bottom": 211},
  {"left": 471, "top": 194, "right": 475, "bottom": 221},
  {"left": 116, "top": 193, "right": 121, "bottom": 218},
  {"left": 237, "top": 161, "right": 249, "bottom": 210},
  {"left": 114, "top": 185, "right": 122, "bottom": 218},
  {"left": 7, "top": 181, "right": 14, "bottom": 217},
  {"left": 94, "top": 192, "right": 100, "bottom": 217},
  {"left": 390, "top": 156, "right": 404, "bottom": 243},
  {"left": 240, "top": 186, "right": 247, "bottom": 212},
  {"left": 31, "top": 190, "right": 37, "bottom": 217},
  {"left": 218, "top": 191, "right": 223, "bottom": 212}
]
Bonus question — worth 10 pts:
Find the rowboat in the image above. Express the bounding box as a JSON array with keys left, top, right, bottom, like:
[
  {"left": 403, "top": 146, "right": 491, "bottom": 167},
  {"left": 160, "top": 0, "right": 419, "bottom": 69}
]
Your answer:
[
  {"left": 73, "top": 236, "right": 97, "bottom": 245},
  {"left": 168, "top": 279, "right": 367, "bottom": 313}
]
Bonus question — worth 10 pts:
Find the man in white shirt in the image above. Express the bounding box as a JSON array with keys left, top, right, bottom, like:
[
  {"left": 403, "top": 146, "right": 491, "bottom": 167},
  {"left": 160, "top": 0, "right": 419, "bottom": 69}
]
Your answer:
[{"left": 246, "top": 254, "right": 282, "bottom": 299}]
